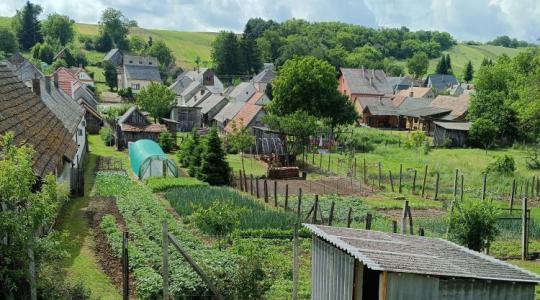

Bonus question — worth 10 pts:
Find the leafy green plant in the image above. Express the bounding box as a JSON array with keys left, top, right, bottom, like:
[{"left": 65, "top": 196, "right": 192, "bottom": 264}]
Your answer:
[
  {"left": 191, "top": 201, "right": 243, "bottom": 249},
  {"left": 525, "top": 149, "right": 540, "bottom": 170},
  {"left": 448, "top": 200, "right": 500, "bottom": 251},
  {"left": 484, "top": 155, "right": 516, "bottom": 175},
  {"left": 99, "top": 127, "right": 114, "bottom": 146},
  {"left": 405, "top": 131, "right": 426, "bottom": 148},
  {"left": 159, "top": 130, "right": 175, "bottom": 153},
  {"left": 145, "top": 177, "right": 208, "bottom": 192}
]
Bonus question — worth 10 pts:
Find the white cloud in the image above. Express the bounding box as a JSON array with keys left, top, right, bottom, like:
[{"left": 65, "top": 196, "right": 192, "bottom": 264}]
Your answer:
[{"left": 1, "top": 0, "right": 538, "bottom": 41}]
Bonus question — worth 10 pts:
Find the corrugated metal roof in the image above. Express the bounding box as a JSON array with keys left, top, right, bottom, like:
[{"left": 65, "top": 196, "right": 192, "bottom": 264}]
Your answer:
[
  {"left": 304, "top": 224, "right": 540, "bottom": 283},
  {"left": 433, "top": 121, "right": 471, "bottom": 131}
]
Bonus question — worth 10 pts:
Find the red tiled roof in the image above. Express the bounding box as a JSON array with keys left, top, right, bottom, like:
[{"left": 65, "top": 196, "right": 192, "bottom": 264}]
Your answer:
[
  {"left": 397, "top": 87, "right": 432, "bottom": 98},
  {"left": 246, "top": 92, "right": 265, "bottom": 105},
  {"left": 224, "top": 104, "right": 263, "bottom": 133}
]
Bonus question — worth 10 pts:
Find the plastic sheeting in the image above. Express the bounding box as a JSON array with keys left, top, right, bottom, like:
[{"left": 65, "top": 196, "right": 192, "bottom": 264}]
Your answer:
[{"left": 128, "top": 139, "right": 178, "bottom": 179}]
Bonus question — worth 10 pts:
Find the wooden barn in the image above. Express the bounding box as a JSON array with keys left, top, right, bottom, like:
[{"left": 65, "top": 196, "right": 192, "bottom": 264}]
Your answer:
[
  {"left": 433, "top": 121, "right": 471, "bottom": 147},
  {"left": 304, "top": 224, "right": 540, "bottom": 300},
  {"left": 116, "top": 106, "right": 166, "bottom": 150}
]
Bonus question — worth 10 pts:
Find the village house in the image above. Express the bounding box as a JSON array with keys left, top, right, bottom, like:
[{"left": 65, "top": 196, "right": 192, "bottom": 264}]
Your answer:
[
  {"left": 0, "top": 63, "right": 78, "bottom": 186},
  {"left": 396, "top": 86, "right": 435, "bottom": 99},
  {"left": 119, "top": 55, "right": 161, "bottom": 93},
  {"left": 115, "top": 106, "right": 167, "bottom": 150},
  {"left": 338, "top": 68, "right": 393, "bottom": 123},
  {"left": 386, "top": 76, "right": 422, "bottom": 93},
  {"left": 223, "top": 92, "right": 267, "bottom": 133},
  {"left": 179, "top": 67, "right": 224, "bottom": 94},
  {"left": 252, "top": 63, "right": 276, "bottom": 92},
  {"left": 305, "top": 224, "right": 540, "bottom": 300},
  {"left": 103, "top": 48, "right": 123, "bottom": 66},
  {"left": 227, "top": 81, "right": 257, "bottom": 102},
  {"left": 197, "top": 94, "right": 228, "bottom": 126},
  {"left": 67, "top": 67, "right": 95, "bottom": 87},
  {"left": 425, "top": 74, "right": 459, "bottom": 94}
]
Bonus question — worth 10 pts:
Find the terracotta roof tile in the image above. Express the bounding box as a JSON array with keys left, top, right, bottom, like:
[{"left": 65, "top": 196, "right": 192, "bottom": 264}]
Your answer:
[{"left": 224, "top": 103, "right": 262, "bottom": 133}]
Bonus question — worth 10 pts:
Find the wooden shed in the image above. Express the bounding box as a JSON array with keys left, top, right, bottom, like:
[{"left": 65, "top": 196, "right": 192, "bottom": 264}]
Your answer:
[
  {"left": 433, "top": 121, "right": 471, "bottom": 147},
  {"left": 304, "top": 224, "right": 540, "bottom": 300},
  {"left": 116, "top": 106, "right": 166, "bottom": 150}
]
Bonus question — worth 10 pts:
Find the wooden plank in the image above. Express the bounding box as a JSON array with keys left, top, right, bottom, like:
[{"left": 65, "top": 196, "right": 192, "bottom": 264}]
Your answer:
[
  {"left": 421, "top": 165, "right": 428, "bottom": 198},
  {"left": 389, "top": 170, "right": 395, "bottom": 192},
  {"left": 312, "top": 195, "right": 319, "bottom": 223},
  {"left": 167, "top": 232, "right": 224, "bottom": 300},
  {"left": 297, "top": 188, "right": 302, "bottom": 218},
  {"left": 412, "top": 169, "right": 417, "bottom": 194},
  {"left": 379, "top": 271, "right": 388, "bottom": 300},
  {"left": 256, "top": 177, "right": 260, "bottom": 198},
  {"left": 401, "top": 200, "right": 408, "bottom": 234},
  {"left": 434, "top": 172, "right": 439, "bottom": 201},
  {"left": 398, "top": 163, "right": 403, "bottom": 193}
]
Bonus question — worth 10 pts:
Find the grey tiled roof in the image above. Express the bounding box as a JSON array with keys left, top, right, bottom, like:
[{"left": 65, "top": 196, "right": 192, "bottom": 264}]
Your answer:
[
  {"left": 169, "top": 76, "right": 194, "bottom": 94},
  {"left": 397, "top": 97, "right": 433, "bottom": 112},
  {"left": 124, "top": 64, "right": 162, "bottom": 81},
  {"left": 103, "top": 49, "right": 121, "bottom": 61},
  {"left": 253, "top": 67, "right": 276, "bottom": 83},
  {"left": 304, "top": 224, "right": 540, "bottom": 283},
  {"left": 197, "top": 94, "right": 227, "bottom": 114},
  {"left": 426, "top": 74, "right": 459, "bottom": 93},
  {"left": 228, "top": 82, "right": 253, "bottom": 98},
  {"left": 364, "top": 104, "right": 398, "bottom": 116},
  {"left": 4, "top": 57, "right": 43, "bottom": 84},
  {"left": 39, "top": 78, "right": 85, "bottom": 136},
  {"left": 213, "top": 101, "right": 245, "bottom": 123},
  {"left": 341, "top": 68, "right": 393, "bottom": 95},
  {"left": 399, "top": 106, "right": 451, "bottom": 118},
  {"left": 433, "top": 121, "right": 471, "bottom": 131}
]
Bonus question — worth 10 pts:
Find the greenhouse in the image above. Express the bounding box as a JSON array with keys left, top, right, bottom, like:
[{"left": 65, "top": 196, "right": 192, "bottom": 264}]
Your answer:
[{"left": 129, "top": 139, "right": 178, "bottom": 180}]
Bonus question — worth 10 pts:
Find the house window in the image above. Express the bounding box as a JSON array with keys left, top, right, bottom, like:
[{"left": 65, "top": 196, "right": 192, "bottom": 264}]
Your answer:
[
  {"left": 129, "top": 60, "right": 133, "bottom": 63},
  {"left": 139, "top": 61, "right": 143, "bottom": 64},
  {"left": 78, "top": 128, "right": 83, "bottom": 136},
  {"left": 149, "top": 62, "right": 152, "bottom": 65},
  {"left": 132, "top": 83, "right": 140, "bottom": 90}
]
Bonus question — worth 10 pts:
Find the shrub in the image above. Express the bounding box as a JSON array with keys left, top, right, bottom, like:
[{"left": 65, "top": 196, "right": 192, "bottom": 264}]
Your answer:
[
  {"left": 448, "top": 200, "right": 500, "bottom": 251},
  {"left": 159, "top": 131, "right": 175, "bottom": 153},
  {"left": 118, "top": 87, "right": 134, "bottom": 101},
  {"left": 145, "top": 177, "right": 208, "bottom": 192},
  {"left": 191, "top": 201, "right": 243, "bottom": 249},
  {"left": 484, "top": 155, "right": 515, "bottom": 175},
  {"left": 99, "top": 127, "right": 114, "bottom": 146},
  {"left": 197, "top": 127, "right": 230, "bottom": 185},
  {"left": 405, "top": 131, "right": 426, "bottom": 148},
  {"left": 526, "top": 149, "right": 540, "bottom": 170}
]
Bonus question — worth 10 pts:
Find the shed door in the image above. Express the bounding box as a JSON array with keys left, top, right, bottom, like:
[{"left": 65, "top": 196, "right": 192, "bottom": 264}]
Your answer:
[{"left": 312, "top": 237, "right": 354, "bottom": 300}]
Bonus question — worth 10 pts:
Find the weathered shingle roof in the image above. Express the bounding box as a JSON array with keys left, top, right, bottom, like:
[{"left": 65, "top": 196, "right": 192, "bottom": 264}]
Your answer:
[
  {"left": 363, "top": 104, "right": 398, "bottom": 116},
  {"left": 0, "top": 64, "right": 77, "bottom": 177},
  {"left": 304, "top": 224, "right": 540, "bottom": 283},
  {"left": 169, "top": 76, "right": 194, "bottom": 95},
  {"left": 39, "top": 78, "right": 85, "bottom": 136},
  {"left": 400, "top": 106, "right": 451, "bottom": 118},
  {"left": 123, "top": 64, "right": 161, "bottom": 82},
  {"left": 213, "top": 101, "right": 245, "bottom": 123},
  {"left": 426, "top": 74, "right": 459, "bottom": 93},
  {"left": 228, "top": 82, "right": 254, "bottom": 99},
  {"left": 224, "top": 104, "right": 263, "bottom": 132},
  {"left": 253, "top": 67, "right": 276, "bottom": 84},
  {"left": 340, "top": 68, "right": 393, "bottom": 95},
  {"left": 430, "top": 95, "right": 470, "bottom": 119},
  {"left": 197, "top": 94, "right": 227, "bottom": 114},
  {"left": 4, "top": 54, "right": 44, "bottom": 84},
  {"left": 433, "top": 121, "right": 471, "bottom": 131},
  {"left": 397, "top": 87, "right": 433, "bottom": 98},
  {"left": 103, "top": 48, "right": 121, "bottom": 61}
]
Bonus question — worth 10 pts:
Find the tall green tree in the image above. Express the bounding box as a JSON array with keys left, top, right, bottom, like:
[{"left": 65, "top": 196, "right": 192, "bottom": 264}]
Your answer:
[
  {"left": 257, "top": 29, "right": 284, "bottom": 63},
  {"left": 99, "top": 8, "right": 133, "bottom": 50},
  {"left": 435, "top": 55, "right": 447, "bottom": 74},
  {"left": 12, "top": 1, "right": 43, "bottom": 50},
  {"left": 406, "top": 51, "right": 429, "bottom": 79},
  {"left": 198, "top": 127, "right": 230, "bottom": 185},
  {"left": 41, "top": 14, "right": 75, "bottom": 46},
  {"left": 445, "top": 54, "right": 453, "bottom": 74},
  {"left": 345, "top": 44, "right": 384, "bottom": 69},
  {"left": 0, "top": 28, "right": 18, "bottom": 54},
  {"left": 103, "top": 61, "right": 118, "bottom": 91},
  {"left": 269, "top": 56, "right": 358, "bottom": 127},
  {"left": 145, "top": 40, "right": 174, "bottom": 67},
  {"left": 463, "top": 60, "right": 474, "bottom": 82},
  {"left": 211, "top": 31, "right": 245, "bottom": 75},
  {"left": 242, "top": 21, "right": 263, "bottom": 73},
  {"left": 136, "top": 83, "right": 176, "bottom": 122},
  {"left": 227, "top": 119, "right": 256, "bottom": 175}
]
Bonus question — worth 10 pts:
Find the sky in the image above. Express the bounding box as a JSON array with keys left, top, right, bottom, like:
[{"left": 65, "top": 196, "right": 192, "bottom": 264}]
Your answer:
[{"left": 1, "top": 0, "right": 539, "bottom": 42}]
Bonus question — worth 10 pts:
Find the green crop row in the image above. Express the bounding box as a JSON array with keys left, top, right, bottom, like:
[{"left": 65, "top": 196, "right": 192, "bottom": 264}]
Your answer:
[
  {"left": 166, "top": 187, "right": 297, "bottom": 230},
  {"left": 145, "top": 176, "right": 208, "bottom": 192},
  {"left": 95, "top": 172, "right": 245, "bottom": 299}
]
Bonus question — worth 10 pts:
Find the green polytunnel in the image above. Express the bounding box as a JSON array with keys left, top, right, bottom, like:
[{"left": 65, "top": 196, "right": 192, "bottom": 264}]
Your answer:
[{"left": 128, "top": 139, "right": 178, "bottom": 180}]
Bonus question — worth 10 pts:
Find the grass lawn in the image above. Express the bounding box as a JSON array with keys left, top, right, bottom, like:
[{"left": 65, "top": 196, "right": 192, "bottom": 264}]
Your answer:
[
  {"left": 86, "top": 66, "right": 105, "bottom": 82},
  {"left": 58, "top": 153, "right": 121, "bottom": 299},
  {"left": 227, "top": 154, "right": 268, "bottom": 176}
]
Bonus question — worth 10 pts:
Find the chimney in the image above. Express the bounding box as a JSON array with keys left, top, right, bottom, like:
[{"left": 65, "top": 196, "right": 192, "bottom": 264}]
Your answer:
[
  {"left": 32, "top": 78, "right": 40, "bottom": 97},
  {"left": 200, "top": 89, "right": 204, "bottom": 95},
  {"left": 409, "top": 89, "right": 414, "bottom": 98},
  {"left": 45, "top": 76, "right": 52, "bottom": 94}
]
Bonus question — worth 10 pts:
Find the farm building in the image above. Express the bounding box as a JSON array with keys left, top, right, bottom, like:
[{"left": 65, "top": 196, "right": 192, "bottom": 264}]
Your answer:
[
  {"left": 433, "top": 121, "right": 471, "bottom": 147},
  {"left": 129, "top": 139, "right": 178, "bottom": 180},
  {"left": 425, "top": 74, "right": 459, "bottom": 94},
  {"left": 103, "top": 48, "right": 123, "bottom": 66},
  {"left": 116, "top": 106, "right": 166, "bottom": 150},
  {"left": 304, "top": 224, "right": 540, "bottom": 300}
]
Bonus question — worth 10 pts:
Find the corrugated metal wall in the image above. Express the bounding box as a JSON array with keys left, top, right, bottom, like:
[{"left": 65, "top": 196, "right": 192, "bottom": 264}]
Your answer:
[
  {"left": 312, "top": 237, "right": 354, "bottom": 300},
  {"left": 386, "top": 272, "right": 536, "bottom": 300}
]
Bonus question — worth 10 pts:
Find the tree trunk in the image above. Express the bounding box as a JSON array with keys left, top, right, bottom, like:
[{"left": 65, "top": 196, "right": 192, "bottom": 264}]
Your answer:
[{"left": 241, "top": 152, "right": 246, "bottom": 176}]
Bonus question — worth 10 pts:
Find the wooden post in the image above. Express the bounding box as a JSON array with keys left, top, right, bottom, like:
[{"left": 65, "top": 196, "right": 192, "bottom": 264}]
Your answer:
[
  {"left": 522, "top": 197, "right": 528, "bottom": 261},
  {"left": 398, "top": 163, "right": 403, "bottom": 193},
  {"left": 274, "top": 181, "right": 278, "bottom": 207},
  {"left": 239, "top": 170, "right": 244, "bottom": 192},
  {"left": 328, "top": 153, "right": 331, "bottom": 172},
  {"left": 312, "top": 152, "right": 315, "bottom": 164},
  {"left": 347, "top": 208, "right": 353, "bottom": 228},
  {"left": 378, "top": 162, "right": 382, "bottom": 188},
  {"left": 328, "top": 201, "right": 335, "bottom": 226},
  {"left": 264, "top": 179, "right": 268, "bottom": 203},
  {"left": 434, "top": 172, "right": 440, "bottom": 201},
  {"left": 460, "top": 174, "right": 464, "bottom": 202},
  {"left": 250, "top": 175, "right": 254, "bottom": 196},
  {"left": 510, "top": 179, "right": 516, "bottom": 211},
  {"left": 285, "top": 184, "right": 289, "bottom": 210},
  {"left": 482, "top": 173, "right": 487, "bottom": 201},
  {"left": 297, "top": 188, "right": 302, "bottom": 218},
  {"left": 389, "top": 171, "right": 395, "bottom": 192},
  {"left": 312, "top": 195, "right": 319, "bottom": 223},
  {"left": 365, "top": 213, "right": 372, "bottom": 230},
  {"left": 122, "top": 231, "right": 129, "bottom": 300},
  {"left": 292, "top": 224, "right": 299, "bottom": 300},
  {"left": 392, "top": 221, "right": 397, "bottom": 233},
  {"left": 406, "top": 205, "right": 414, "bottom": 235},
  {"left": 243, "top": 171, "right": 248, "bottom": 192},
  {"left": 363, "top": 158, "right": 367, "bottom": 184},
  {"left": 162, "top": 222, "right": 169, "bottom": 300},
  {"left": 419, "top": 228, "right": 425, "bottom": 236},
  {"left": 412, "top": 169, "right": 417, "bottom": 194},
  {"left": 319, "top": 153, "right": 322, "bottom": 170},
  {"left": 421, "top": 165, "right": 428, "bottom": 198},
  {"left": 256, "top": 178, "right": 260, "bottom": 198},
  {"left": 453, "top": 169, "right": 458, "bottom": 201},
  {"left": 401, "top": 200, "right": 408, "bottom": 234}
]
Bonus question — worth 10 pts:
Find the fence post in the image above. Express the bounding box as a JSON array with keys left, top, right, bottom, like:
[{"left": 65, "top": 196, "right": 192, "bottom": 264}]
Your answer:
[
  {"left": 460, "top": 174, "right": 464, "bottom": 202},
  {"left": 292, "top": 224, "right": 299, "bottom": 300},
  {"left": 250, "top": 175, "right": 254, "bottom": 196},
  {"left": 122, "top": 231, "right": 129, "bottom": 300},
  {"left": 328, "top": 201, "right": 335, "bottom": 226},
  {"left": 347, "top": 208, "right": 353, "bottom": 228},
  {"left": 453, "top": 169, "right": 459, "bottom": 201},
  {"left": 434, "top": 172, "right": 440, "bottom": 201},
  {"left": 421, "top": 165, "right": 428, "bottom": 198},
  {"left": 398, "top": 164, "right": 403, "bottom": 193},
  {"left": 401, "top": 200, "right": 408, "bottom": 234},
  {"left": 389, "top": 171, "right": 395, "bottom": 192},
  {"left": 378, "top": 162, "right": 382, "bottom": 188},
  {"left": 482, "top": 173, "right": 487, "bottom": 201},
  {"left": 239, "top": 170, "right": 244, "bottom": 192},
  {"left": 522, "top": 197, "right": 529, "bottom": 261},
  {"left": 297, "top": 188, "right": 302, "bottom": 218},
  {"left": 264, "top": 179, "right": 268, "bottom": 203},
  {"left": 365, "top": 213, "right": 372, "bottom": 230},
  {"left": 162, "top": 222, "right": 169, "bottom": 300},
  {"left": 256, "top": 178, "right": 260, "bottom": 198},
  {"left": 243, "top": 171, "right": 248, "bottom": 192},
  {"left": 392, "top": 220, "right": 397, "bottom": 233},
  {"left": 412, "top": 169, "right": 417, "bottom": 194},
  {"left": 419, "top": 228, "right": 425, "bottom": 236},
  {"left": 312, "top": 195, "right": 319, "bottom": 223},
  {"left": 319, "top": 153, "right": 322, "bottom": 170},
  {"left": 285, "top": 184, "right": 289, "bottom": 210},
  {"left": 327, "top": 153, "right": 331, "bottom": 172},
  {"left": 274, "top": 181, "right": 278, "bottom": 207},
  {"left": 510, "top": 179, "right": 516, "bottom": 211},
  {"left": 363, "top": 158, "right": 367, "bottom": 184}
]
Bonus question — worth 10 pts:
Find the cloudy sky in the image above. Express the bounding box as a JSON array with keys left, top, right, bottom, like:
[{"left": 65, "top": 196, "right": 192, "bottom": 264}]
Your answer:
[{"left": 1, "top": 0, "right": 539, "bottom": 42}]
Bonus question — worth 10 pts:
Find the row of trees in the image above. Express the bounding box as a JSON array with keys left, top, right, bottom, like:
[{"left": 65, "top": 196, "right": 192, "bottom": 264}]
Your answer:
[
  {"left": 212, "top": 18, "right": 458, "bottom": 77},
  {"left": 469, "top": 49, "right": 540, "bottom": 145}
]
